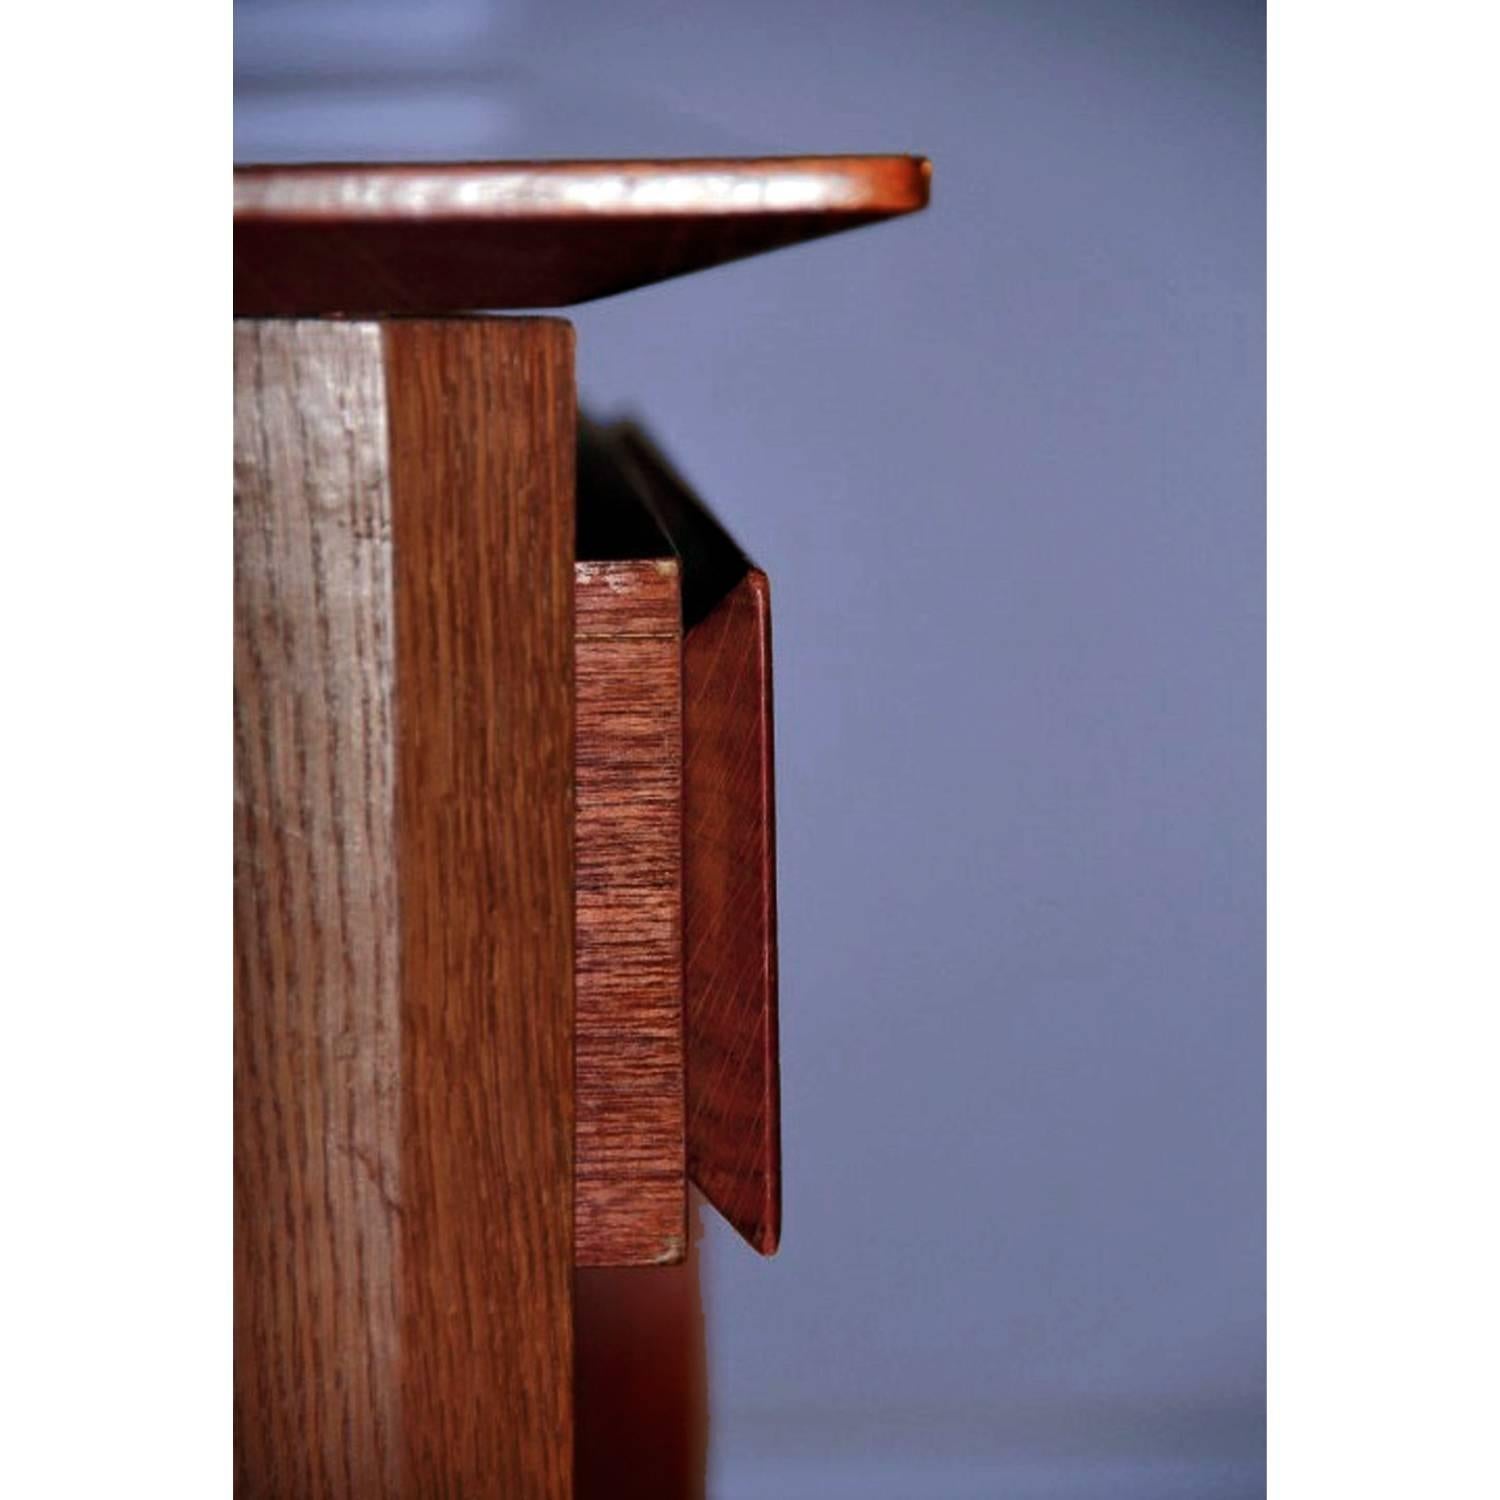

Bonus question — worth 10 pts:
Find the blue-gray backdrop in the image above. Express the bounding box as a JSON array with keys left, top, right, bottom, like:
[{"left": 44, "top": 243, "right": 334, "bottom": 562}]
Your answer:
[{"left": 238, "top": 4, "right": 1265, "bottom": 1494}]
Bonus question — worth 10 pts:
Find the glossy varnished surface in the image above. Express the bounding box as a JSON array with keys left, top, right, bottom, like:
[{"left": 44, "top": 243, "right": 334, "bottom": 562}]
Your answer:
[
  {"left": 234, "top": 155, "right": 930, "bottom": 314},
  {"left": 680, "top": 573, "right": 780, "bottom": 1254}
]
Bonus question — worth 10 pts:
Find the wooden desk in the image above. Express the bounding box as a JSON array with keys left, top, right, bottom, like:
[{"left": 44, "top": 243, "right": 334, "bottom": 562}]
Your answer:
[{"left": 233, "top": 156, "right": 927, "bottom": 1497}]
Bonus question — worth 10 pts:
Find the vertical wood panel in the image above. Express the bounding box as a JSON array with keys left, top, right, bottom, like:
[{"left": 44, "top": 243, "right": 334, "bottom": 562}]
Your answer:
[
  {"left": 575, "top": 559, "right": 685, "bottom": 1266},
  {"left": 236, "top": 316, "right": 577, "bottom": 1497},
  {"left": 385, "top": 318, "right": 576, "bottom": 1497},
  {"left": 682, "top": 572, "right": 781, "bottom": 1254},
  {"left": 233, "top": 320, "right": 402, "bottom": 1497}
]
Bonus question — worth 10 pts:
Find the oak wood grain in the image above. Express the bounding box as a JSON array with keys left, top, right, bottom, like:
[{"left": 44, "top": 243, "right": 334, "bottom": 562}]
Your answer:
[
  {"left": 575, "top": 558, "right": 685, "bottom": 1266},
  {"left": 602, "top": 428, "right": 781, "bottom": 1255},
  {"left": 385, "top": 318, "right": 576, "bottom": 1497},
  {"left": 234, "top": 316, "right": 577, "bottom": 1497},
  {"left": 234, "top": 155, "right": 931, "bottom": 315},
  {"left": 234, "top": 320, "right": 402, "bottom": 1497}
]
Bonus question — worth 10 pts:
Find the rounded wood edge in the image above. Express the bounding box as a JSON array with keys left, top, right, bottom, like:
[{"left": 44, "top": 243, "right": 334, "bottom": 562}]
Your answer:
[{"left": 234, "top": 155, "right": 930, "bottom": 222}]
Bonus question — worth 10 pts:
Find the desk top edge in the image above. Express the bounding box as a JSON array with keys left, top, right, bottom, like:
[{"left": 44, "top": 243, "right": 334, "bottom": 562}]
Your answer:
[{"left": 234, "top": 154, "right": 930, "bottom": 222}]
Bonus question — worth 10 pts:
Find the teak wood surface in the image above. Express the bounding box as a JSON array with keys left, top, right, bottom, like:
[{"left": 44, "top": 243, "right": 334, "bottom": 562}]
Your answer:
[
  {"left": 234, "top": 317, "right": 576, "bottom": 1497},
  {"left": 234, "top": 155, "right": 930, "bottom": 314}
]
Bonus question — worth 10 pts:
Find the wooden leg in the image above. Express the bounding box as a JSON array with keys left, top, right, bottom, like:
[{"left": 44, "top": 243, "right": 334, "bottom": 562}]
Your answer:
[
  {"left": 235, "top": 317, "right": 577, "bottom": 1497},
  {"left": 576, "top": 1198, "right": 708, "bottom": 1500}
]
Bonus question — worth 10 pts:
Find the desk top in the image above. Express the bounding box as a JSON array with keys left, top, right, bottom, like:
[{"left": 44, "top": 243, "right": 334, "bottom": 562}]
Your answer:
[{"left": 234, "top": 155, "right": 929, "bottom": 316}]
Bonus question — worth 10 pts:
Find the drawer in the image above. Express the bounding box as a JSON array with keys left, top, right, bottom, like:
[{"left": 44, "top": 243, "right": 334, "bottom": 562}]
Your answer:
[{"left": 574, "top": 423, "right": 780, "bottom": 1265}]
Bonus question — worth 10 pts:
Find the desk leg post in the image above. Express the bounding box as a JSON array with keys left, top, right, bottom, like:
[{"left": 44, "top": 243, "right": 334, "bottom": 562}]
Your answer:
[{"left": 235, "top": 317, "right": 577, "bottom": 1498}]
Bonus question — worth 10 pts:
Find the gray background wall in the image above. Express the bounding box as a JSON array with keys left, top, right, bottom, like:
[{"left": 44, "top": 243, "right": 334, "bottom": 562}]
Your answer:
[{"left": 237, "top": 4, "right": 1265, "bottom": 1494}]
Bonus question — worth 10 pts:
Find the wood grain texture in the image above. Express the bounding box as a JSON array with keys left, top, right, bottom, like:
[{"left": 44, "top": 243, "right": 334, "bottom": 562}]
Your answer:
[
  {"left": 234, "top": 320, "right": 402, "bottom": 1497},
  {"left": 600, "top": 427, "right": 781, "bottom": 1255},
  {"left": 385, "top": 318, "right": 575, "bottom": 1497},
  {"left": 234, "top": 155, "right": 931, "bottom": 315},
  {"left": 575, "top": 559, "right": 685, "bottom": 1266},
  {"left": 681, "top": 572, "right": 781, "bottom": 1254},
  {"left": 234, "top": 316, "right": 577, "bottom": 1497}
]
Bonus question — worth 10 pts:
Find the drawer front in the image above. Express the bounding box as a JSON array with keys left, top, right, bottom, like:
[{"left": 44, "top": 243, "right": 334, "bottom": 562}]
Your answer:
[{"left": 575, "top": 425, "right": 780, "bottom": 1263}]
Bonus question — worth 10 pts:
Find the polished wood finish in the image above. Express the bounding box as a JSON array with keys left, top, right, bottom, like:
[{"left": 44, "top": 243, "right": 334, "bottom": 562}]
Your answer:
[
  {"left": 234, "top": 317, "right": 577, "bottom": 1497},
  {"left": 234, "top": 155, "right": 931, "bottom": 315},
  {"left": 604, "top": 428, "right": 781, "bottom": 1255},
  {"left": 680, "top": 572, "right": 780, "bottom": 1254},
  {"left": 235, "top": 144, "right": 929, "bottom": 1486},
  {"left": 575, "top": 557, "right": 685, "bottom": 1266}
]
